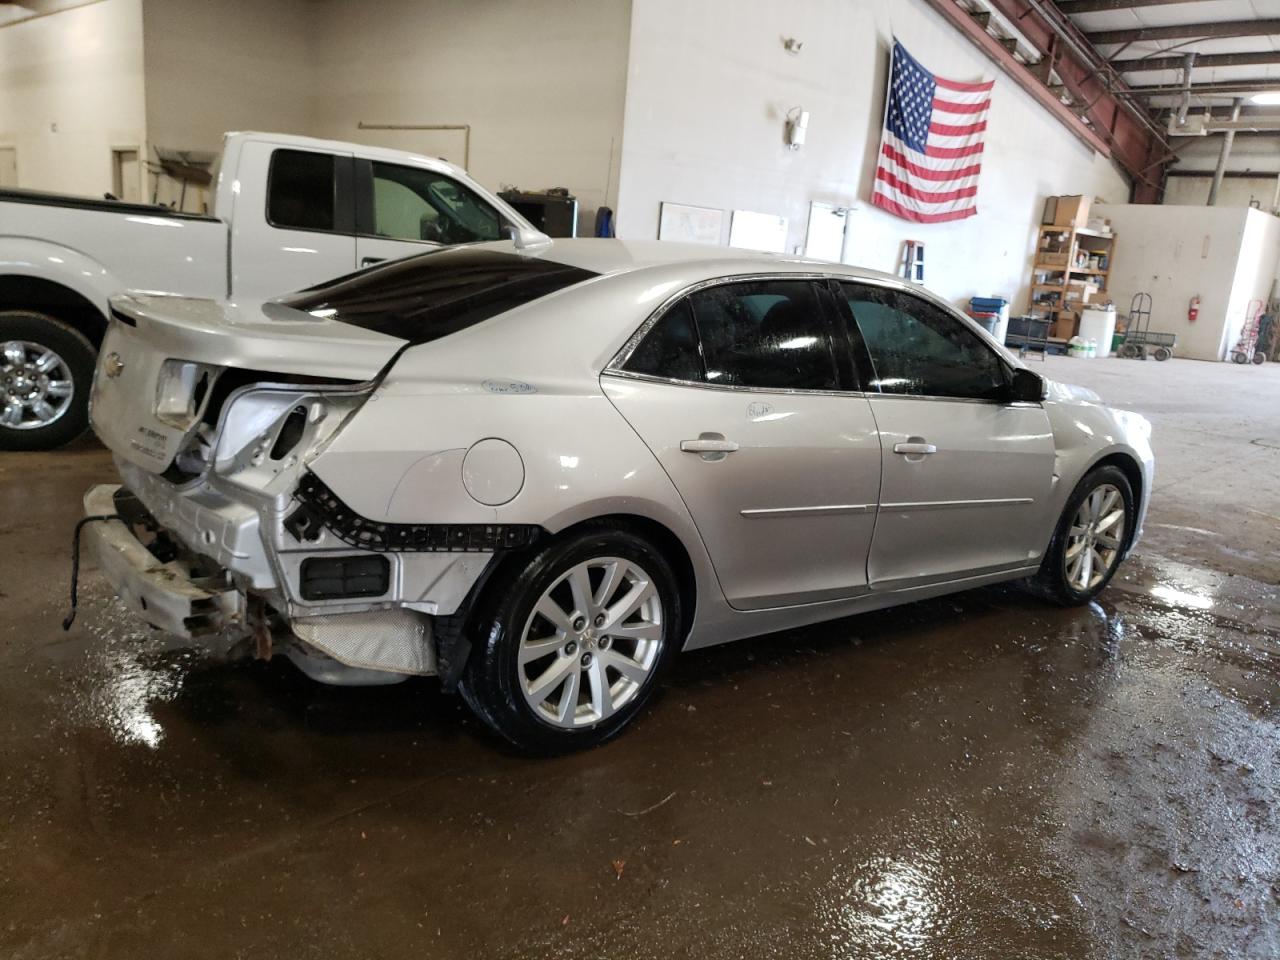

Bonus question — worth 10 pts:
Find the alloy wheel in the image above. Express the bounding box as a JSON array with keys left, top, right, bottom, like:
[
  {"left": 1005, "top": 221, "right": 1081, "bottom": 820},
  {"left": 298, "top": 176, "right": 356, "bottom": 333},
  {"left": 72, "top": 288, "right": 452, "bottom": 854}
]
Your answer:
[
  {"left": 0, "top": 341, "right": 75, "bottom": 430},
  {"left": 517, "top": 556, "right": 664, "bottom": 728},
  {"left": 1065, "top": 483, "right": 1126, "bottom": 592}
]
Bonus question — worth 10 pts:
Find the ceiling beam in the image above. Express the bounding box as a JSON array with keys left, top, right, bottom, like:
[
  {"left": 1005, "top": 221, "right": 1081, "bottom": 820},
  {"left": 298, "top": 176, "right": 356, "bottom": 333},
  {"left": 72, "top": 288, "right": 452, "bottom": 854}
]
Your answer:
[
  {"left": 1121, "top": 78, "right": 1280, "bottom": 97},
  {"left": 1087, "top": 19, "right": 1280, "bottom": 45},
  {"left": 919, "top": 0, "right": 1113, "bottom": 157},
  {"left": 1166, "top": 170, "right": 1280, "bottom": 179},
  {"left": 1117, "top": 51, "right": 1280, "bottom": 74},
  {"left": 925, "top": 0, "right": 1168, "bottom": 201},
  {"left": 1058, "top": 0, "right": 1215, "bottom": 12}
]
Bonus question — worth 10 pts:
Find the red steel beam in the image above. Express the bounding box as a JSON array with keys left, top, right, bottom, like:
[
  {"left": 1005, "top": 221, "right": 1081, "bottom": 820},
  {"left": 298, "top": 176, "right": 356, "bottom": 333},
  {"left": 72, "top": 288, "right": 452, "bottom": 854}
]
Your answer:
[
  {"left": 921, "top": 0, "right": 1112, "bottom": 157},
  {"left": 922, "top": 0, "right": 1166, "bottom": 202}
]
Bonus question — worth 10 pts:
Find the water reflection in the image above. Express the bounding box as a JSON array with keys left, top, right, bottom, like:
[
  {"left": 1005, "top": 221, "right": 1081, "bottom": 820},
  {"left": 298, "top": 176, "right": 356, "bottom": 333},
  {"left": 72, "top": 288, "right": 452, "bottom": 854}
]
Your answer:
[{"left": 79, "top": 616, "right": 187, "bottom": 749}]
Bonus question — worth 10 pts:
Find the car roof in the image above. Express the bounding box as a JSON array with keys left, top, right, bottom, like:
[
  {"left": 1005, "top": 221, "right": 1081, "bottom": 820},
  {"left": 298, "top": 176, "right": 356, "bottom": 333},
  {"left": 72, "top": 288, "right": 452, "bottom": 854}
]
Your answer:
[{"left": 471, "top": 237, "right": 908, "bottom": 288}]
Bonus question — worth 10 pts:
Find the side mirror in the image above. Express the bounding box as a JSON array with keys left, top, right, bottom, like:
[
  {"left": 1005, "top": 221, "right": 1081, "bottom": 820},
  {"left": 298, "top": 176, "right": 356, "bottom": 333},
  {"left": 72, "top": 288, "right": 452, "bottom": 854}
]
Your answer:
[{"left": 1006, "top": 367, "right": 1046, "bottom": 403}]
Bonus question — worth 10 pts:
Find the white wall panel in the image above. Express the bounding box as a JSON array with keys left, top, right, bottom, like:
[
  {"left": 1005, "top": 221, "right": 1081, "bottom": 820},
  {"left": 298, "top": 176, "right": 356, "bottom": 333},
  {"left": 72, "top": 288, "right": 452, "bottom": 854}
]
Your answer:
[{"left": 614, "top": 0, "right": 1131, "bottom": 309}]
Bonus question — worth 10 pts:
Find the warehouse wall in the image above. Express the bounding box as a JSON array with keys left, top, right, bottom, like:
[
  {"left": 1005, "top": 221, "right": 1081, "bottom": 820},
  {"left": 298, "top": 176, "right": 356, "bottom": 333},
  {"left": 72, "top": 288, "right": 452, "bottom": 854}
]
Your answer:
[
  {"left": 614, "top": 0, "right": 1130, "bottom": 310},
  {"left": 307, "top": 0, "right": 631, "bottom": 234},
  {"left": 1097, "top": 204, "right": 1280, "bottom": 362},
  {"left": 0, "top": 0, "right": 147, "bottom": 196},
  {"left": 1164, "top": 176, "right": 1280, "bottom": 211},
  {"left": 141, "top": 0, "right": 313, "bottom": 155}
]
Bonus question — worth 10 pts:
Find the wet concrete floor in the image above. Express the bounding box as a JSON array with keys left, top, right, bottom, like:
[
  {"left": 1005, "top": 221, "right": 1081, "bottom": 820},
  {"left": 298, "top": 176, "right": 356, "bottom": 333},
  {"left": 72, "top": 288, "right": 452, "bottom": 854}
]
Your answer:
[{"left": 1, "top": 356, "right": 1277, "bottom": 958}]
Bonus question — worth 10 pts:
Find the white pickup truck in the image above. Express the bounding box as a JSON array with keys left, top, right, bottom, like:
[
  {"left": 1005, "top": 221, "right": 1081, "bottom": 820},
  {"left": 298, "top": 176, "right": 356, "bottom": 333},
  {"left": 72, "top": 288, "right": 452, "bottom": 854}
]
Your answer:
[{"left": 0, "top": 131, "right": 539, "bottom": 450}]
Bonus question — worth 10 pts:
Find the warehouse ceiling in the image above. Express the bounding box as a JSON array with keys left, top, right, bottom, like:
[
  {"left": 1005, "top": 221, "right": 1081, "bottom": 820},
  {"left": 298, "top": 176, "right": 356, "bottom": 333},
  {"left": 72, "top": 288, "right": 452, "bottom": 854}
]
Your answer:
[{"left": 1056, "top": 0, "right": 1280, "bottom": 109}]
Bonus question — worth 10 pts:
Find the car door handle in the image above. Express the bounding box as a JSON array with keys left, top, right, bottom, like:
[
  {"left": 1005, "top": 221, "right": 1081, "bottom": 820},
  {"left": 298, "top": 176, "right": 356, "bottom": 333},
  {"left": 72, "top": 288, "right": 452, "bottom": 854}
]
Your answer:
[
  {"left": 680, "top": 438, "right": 740, "bottom": 454},
  {"left": 893, "top": 441, "right": 937, "bottom": 456},
  {"left": 361, "top": 256, "right": 386, "bottom": 267}
]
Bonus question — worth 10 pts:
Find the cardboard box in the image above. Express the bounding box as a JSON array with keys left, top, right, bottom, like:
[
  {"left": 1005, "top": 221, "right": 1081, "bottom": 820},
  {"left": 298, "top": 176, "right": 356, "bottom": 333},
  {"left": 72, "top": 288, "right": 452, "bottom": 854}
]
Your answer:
[
  {"left": 1051, "top": 195, "right": 1091, "bottom": 228},
  {"left": 1051, "top": 315, "right": 1079, "bottom": 340},
  {"left": 1037, "top": 250, "right": 1070, "bottom": 267}
]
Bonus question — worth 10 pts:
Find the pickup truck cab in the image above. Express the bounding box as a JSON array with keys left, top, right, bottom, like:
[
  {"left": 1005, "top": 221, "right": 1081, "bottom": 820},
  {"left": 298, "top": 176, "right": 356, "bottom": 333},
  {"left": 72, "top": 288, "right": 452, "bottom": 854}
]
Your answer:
[{"left": 0, "top": 131, "right": 538, "bottom": 450}]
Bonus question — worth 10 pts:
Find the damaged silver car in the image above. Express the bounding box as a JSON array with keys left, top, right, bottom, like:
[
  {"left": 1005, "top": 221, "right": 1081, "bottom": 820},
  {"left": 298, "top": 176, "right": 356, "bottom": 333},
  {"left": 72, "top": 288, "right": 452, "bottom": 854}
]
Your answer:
[{"left": 79, "top": 240, "right": 1154, "bottom": 753}]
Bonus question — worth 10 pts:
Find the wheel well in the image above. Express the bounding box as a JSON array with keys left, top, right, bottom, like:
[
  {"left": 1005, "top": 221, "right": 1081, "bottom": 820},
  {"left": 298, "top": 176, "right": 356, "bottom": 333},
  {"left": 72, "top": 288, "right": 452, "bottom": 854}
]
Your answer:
[
  {"left": 435, "top": 513, "right": 699, "bottom": 692},
  {"left": 556, "top": 514, "right": 698, "bottom": 634},
  {"left": 0, "top": 276, "right": 108, "bottom": 348},
  {"left": 1091, "top": 452, "right": 1144, "bottom": 552}
]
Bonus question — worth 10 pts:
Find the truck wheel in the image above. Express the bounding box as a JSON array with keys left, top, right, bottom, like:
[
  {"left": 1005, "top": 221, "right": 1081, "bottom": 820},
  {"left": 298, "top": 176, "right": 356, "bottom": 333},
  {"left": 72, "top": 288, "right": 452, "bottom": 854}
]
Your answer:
[
  {"left": 0, "top": 310, "right": 96, "bottom": 451},
  {"left": 459, "top": 525, "right": 684, "bottom": 754}
]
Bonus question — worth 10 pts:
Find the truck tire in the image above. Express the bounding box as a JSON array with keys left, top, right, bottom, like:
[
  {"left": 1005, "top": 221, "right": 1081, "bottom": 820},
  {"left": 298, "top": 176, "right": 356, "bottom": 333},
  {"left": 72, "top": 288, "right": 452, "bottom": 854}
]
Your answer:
[{"left": 0, "top": 310, "right": 96, "bottom": 451}]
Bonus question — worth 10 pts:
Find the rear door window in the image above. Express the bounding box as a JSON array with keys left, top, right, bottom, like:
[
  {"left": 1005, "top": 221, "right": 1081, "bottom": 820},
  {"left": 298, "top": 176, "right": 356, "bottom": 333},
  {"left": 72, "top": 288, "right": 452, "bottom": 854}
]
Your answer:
[
  {"left": 687, "top": 280, "right": 840, "bottom": 391},
  {"left": 624, "top": 301, "right": 704, "bottom": 383}
]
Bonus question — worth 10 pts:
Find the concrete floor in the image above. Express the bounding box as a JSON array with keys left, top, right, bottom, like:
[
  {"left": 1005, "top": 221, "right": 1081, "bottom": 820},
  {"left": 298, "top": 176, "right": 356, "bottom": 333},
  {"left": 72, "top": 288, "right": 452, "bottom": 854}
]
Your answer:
[{"left": 1, "top": 355, "right": 1277, "bottom": 959}]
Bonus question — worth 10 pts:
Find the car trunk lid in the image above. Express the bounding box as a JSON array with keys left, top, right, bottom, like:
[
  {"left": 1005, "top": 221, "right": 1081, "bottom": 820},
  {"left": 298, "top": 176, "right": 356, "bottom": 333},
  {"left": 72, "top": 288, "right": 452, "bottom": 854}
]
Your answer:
[{"left": 93, "top": 294, "right": 406, "bottom": 474}]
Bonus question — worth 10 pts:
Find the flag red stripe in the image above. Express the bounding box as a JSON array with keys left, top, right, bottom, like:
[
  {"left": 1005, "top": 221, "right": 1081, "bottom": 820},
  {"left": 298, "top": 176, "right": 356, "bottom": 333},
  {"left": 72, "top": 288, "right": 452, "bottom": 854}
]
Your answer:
[
  {"left": 925, "top": 141, "right": 986, "bottom": 159},
  {"left": 871, "top": 191, "right": 977, "bottom": 223},
  {"left": 876, "top": 168, "right": 978, "bottom": 203},
  {"left": 929, "top": 120, "right": 988, "bottom": 137},
  {"left": 881, "top": 143, "right": 983, "bottom": 182},
  {"left": 932, "top": 96, "right": 990, "bottom": 115},
  {"left": 934, "top": 76, "right": 996, "bottom": 93}
]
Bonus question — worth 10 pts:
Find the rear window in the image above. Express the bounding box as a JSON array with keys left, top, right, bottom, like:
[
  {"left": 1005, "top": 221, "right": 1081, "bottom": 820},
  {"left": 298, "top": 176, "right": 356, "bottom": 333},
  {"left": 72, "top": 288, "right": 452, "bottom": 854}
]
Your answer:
[
  {"left": 281, "top": 248, "right": 598, "bottom": 346},
  {"left": 267, "top": 150, "right": 336, "bottom": 231}
]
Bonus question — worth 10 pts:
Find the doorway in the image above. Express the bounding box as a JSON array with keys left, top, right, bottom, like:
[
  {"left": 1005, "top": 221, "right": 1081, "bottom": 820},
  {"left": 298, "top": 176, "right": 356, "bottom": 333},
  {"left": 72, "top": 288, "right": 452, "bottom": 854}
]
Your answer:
[
  {"left": 0, "top": 147, "right": 16, "bottom": 188},
  {"left": 111, "top": 148, "right": 141, "bottom": 202}
]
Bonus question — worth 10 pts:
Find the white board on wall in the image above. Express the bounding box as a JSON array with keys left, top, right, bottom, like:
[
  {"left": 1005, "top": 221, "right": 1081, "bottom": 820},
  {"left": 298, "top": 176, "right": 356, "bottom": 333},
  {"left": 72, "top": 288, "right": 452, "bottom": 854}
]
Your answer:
[
  {"left": 729, "top": 209, "right": 788, "bottom": 253},
  {"left": 804, "top": 202, "right": 848, "bottom": 262},
  {"left": 658, "top": 202, "right": 724, "bottom": 245}
]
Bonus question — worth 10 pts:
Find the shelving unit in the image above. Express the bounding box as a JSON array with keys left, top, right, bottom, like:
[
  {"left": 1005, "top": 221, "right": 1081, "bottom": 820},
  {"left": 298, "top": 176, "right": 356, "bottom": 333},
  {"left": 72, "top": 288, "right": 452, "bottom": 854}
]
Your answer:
[{"left": 1027, "top": 224, "right": 1117, "bottom": 347}]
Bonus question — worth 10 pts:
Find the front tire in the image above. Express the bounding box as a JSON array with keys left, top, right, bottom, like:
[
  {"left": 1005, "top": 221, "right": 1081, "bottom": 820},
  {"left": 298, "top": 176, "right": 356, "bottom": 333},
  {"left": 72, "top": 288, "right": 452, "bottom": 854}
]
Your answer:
[
  {"left": 1030, "top": 465, "right": 1134, "bottom": 606},
  {"left": 0, "top": 311, "right": 96, "bottom": 451},
  {"left": 459, "top": 525, "right": 684, "bottom": 754}
]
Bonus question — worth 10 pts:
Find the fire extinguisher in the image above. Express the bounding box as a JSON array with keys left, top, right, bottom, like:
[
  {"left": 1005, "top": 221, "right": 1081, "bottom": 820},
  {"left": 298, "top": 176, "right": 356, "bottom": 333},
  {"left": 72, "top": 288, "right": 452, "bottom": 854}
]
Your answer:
[{"left": 1188, "top": 295, "right": 1200, "bottom": 323}]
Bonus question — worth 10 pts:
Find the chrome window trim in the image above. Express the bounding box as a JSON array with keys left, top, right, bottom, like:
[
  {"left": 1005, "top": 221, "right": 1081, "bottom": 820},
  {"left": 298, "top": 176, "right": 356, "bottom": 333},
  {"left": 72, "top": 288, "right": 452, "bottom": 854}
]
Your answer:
[{"left": 601, "top": 368, "right": 871, "bottom": 400}]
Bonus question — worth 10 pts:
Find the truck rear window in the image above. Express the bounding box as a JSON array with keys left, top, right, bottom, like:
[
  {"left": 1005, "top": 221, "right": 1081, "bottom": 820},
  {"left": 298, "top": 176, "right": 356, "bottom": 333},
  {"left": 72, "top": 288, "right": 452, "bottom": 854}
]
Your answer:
[{"left": 280, "top": 248, "right": 597, "bottom": 346}]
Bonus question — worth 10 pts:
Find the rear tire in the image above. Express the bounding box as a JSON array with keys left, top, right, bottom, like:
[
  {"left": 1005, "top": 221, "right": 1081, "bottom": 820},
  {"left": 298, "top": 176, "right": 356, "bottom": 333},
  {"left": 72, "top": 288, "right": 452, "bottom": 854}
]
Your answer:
[
  {"left": 459, "top": 525, "right": 684, "bottom": 754},
  {"left": 0, "top": 310, "right": 96, "bottom": 451},
  {"left": 1153, "top": 346, "right": 1172, "bottom": 362},
  {"left": 1232, "top": 351, "right": 1248, "bottom": 365},
  {"left": 1029, "top": 465, "right": 1134, "bottom": 606}
]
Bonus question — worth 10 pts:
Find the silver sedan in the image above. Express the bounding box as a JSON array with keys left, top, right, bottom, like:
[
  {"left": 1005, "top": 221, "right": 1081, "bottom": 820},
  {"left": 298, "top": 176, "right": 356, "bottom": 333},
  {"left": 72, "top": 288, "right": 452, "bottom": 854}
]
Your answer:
[{"left": 82, "top": 239, "right": 1153, "bottom": 753}]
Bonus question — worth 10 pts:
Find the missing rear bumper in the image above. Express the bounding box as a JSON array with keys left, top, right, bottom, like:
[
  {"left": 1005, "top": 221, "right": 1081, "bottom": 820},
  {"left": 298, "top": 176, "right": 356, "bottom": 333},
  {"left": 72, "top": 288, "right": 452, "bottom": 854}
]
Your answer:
[{"left": 81, "top": 484, "right": 245, "bottom": 640}]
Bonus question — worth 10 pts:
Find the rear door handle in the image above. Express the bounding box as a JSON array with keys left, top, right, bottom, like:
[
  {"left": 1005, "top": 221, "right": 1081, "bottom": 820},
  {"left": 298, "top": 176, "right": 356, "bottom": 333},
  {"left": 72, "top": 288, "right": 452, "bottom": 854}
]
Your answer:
[
  {"left": 680, "top": 435, "right": 739, "bottom": 461},
  {"left": 893, "top": 441, "right": 937, "bottom": 456},
  {"left": 361, "top": 256, "right": 386, "bottom": 267}
]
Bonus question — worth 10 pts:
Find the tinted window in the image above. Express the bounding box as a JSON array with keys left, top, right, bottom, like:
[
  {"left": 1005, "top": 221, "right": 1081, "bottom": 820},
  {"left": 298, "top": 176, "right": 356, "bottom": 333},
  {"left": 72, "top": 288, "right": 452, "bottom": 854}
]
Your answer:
[
  {"left": 371, "top": 162, "right": 503, "bottom": 244},
  {"left": 268, "top": 150, "right": 335, "bottom": 231},
  {"left": 687, "top": 281, "right": 839, "bottom": 390},
  {"left": 841, "top": 284, "right": 1008, "bottom": 400},
  {"left": 625, "top": 301, "right": 704, "bottom": 382},
  {"left": 280, "top": 248, "right": 597, "bottom": 346}
]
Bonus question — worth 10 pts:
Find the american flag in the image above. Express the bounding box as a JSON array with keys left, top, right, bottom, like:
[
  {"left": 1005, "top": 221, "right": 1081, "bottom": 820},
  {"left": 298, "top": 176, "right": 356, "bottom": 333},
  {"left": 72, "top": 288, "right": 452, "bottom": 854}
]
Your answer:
[{"left": 871, "top": 40, "right": 994, "bottom": 223}]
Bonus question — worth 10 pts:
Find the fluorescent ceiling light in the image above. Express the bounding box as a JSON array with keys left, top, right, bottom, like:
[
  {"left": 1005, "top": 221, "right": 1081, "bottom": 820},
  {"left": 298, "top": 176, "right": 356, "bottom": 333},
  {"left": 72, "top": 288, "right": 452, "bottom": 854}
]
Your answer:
[{"left": 1251, "top": 92, "right": 1280, "bottom": 105}]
